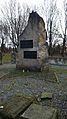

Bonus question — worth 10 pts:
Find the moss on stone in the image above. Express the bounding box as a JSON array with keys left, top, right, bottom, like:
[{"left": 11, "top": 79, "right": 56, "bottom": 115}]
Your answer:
[{"left": 2, "top": 94, "right": 37, "bottom": 118}]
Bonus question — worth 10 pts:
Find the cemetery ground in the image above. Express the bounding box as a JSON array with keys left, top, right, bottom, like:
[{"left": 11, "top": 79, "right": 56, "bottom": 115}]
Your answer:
[{"left": 0, "top": 64, "right": 67, "bottom": 119}]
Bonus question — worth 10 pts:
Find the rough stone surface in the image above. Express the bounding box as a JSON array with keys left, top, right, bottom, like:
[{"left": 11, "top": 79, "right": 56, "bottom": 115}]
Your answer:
[
  {"left": 0, "top": 95, "right": 35, "bottom": 118},
  {"left": 41, "top": 92, "right": 53, "bottom": 99},
  {"left": 16, "top": 11, "right": 48, "bottom": 70},
  {"left": 21, "top": 104, "right": 57, "bottom": 119}
]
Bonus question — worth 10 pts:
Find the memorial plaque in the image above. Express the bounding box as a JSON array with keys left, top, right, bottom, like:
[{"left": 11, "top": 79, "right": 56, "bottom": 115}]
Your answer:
[
  {"left": 20, "top": 40, "right": 33, "bottom": 48},
  {"left": 24, "top": 51, "right": 37, "bottom": 59}
]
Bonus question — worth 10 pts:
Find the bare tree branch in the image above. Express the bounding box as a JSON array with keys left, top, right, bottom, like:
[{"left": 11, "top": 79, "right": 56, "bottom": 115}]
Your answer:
[{"left": 0, "top": 0, "right": 30, "bottom": 48}]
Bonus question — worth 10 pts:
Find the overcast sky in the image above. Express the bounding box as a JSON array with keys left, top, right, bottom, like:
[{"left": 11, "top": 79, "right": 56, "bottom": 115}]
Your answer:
[
  {"left": 0, "top": 0, "right": 44, "bottom": 6},
  {"left": 0, "top": 0, "right": 65, "bottom": 28},
  {"left": 0, "top": 0, "right": 64, "bottom": 9},
  {"left": 0, "top": 0, "right": 43, "bottom": 7},
  {"left": 0, "top": 0, "right": 64, "bottom": 20}
]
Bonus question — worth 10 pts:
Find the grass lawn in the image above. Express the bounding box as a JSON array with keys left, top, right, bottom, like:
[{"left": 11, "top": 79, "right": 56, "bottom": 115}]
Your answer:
[
  {"left": 2, "top": 53, "right": 11, "bottom": 63},
  {"left": 49, "top": 65, "right": 67, "bottom": 73},
  {"left": 0, "top": 65, "right": 67, "bottom": 80}
]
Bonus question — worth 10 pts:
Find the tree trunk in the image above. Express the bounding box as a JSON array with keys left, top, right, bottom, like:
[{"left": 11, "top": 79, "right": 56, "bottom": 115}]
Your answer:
[
  {"left": 1, "top": 36, "right": 5, "bottom": 53},
  {"left": 62, "top": 28, "right": 66, "bottom": 57},
  {"left": 48, "top": 20, "right": 52, "bottom": 55}
]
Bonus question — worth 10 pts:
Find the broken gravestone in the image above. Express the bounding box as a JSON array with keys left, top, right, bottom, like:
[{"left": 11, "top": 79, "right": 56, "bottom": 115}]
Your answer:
[
  {"left": 21, "top": 104, "right": 58, "bottom": 119},
  {"left": 0, "top": 95, "right": 58, "bottom": 119},
  {"left": 0, "top": 95, "right": 36, "bottom": 119}
]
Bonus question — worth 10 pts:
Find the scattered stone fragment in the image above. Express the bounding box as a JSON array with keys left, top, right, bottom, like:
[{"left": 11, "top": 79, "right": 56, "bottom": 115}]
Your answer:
[
  {"left": 41, "top": 92, "right": 53, "bottom": 99},
  {"left": 21, "top": 104, "right": 57, "bottom": 119}
]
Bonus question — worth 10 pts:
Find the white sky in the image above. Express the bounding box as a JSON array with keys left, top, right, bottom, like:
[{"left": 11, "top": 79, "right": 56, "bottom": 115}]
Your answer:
[
  {"left": 0, "top": 0, "right": 64, "bottom": 20},
  {"left": 0, "top": 0, "right": 64, "bottom": 9},
  {"left": 0, "top": 0, "right": 65, "bottom": 30},
  {"left": 0, "top": 0, "right": 44, "bottom": 8},
  {"left": 0, "top": 0, "right": 43, "bottom": 6}
]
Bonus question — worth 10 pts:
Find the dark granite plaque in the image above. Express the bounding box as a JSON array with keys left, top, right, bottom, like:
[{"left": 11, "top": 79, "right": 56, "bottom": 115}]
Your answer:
[
  {"left": 24, "top": 51, "right": 37, "bottom": 59},
  {"left": 20, "top": 40, "right": 33, "bottom": 48}
]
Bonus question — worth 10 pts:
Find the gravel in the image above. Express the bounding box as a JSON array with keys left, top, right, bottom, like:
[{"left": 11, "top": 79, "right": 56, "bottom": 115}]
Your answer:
[{"left": 0, "top": 64, "right": 67, "bottom": 119}]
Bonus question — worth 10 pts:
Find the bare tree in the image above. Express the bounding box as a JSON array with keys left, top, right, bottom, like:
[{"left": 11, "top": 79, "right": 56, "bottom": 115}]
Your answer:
[
  {"left": 1, "top": 0, "right": 30, "bottom": 49},
  {"left": 60, "top": 0, "right": 67, "bottom": 56},
  {"left": 0, "top": 20, "right": 8, "bottom": 52},
  {"left": 40, "top": 0, "right": 61, "bottom": 55}
]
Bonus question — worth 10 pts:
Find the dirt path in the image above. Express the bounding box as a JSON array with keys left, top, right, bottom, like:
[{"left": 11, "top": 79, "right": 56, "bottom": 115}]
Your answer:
[{"left": 0, "top": 63, "right": 16, "bottom": 69}]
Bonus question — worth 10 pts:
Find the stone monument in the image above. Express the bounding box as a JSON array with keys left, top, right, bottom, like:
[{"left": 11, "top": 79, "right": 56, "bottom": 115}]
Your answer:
[{"left": 16, "top": 11, "right": 48, "bottom": 70}]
